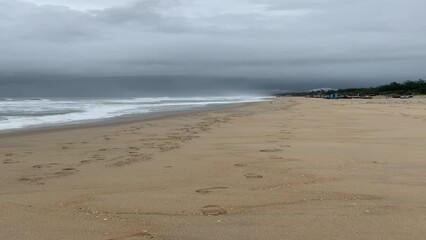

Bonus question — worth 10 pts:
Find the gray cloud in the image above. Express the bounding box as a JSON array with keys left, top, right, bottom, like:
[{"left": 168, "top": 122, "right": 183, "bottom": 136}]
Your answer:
[{"left": 1, "top": 0, "right": 426, "bottom": 95}]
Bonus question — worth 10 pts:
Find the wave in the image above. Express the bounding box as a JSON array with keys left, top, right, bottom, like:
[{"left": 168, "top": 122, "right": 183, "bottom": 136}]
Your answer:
[
  {"left": 0, "top": 109, "right": 84, "bottom": 117},
  {"left": 0, "top": 96, "right": 270, "bottom": 131},
  {"left": 25, "top": 98, "right": 51, "bottom": 102}
]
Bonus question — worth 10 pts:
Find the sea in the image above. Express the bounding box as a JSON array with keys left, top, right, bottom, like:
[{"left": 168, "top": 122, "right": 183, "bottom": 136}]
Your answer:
[{"left": 0, "top": 96, "right": 270, "bottom": 132}]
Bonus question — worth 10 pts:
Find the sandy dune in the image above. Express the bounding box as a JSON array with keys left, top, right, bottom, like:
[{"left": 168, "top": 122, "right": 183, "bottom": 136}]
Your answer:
[{"left": 1, "top": 97, "right": 425, "bottom": 240}]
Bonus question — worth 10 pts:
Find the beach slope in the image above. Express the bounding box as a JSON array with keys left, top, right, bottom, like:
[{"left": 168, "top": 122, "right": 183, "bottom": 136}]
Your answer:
[{"left": 1, "top": 97, "right": 425, "bottom": 240}]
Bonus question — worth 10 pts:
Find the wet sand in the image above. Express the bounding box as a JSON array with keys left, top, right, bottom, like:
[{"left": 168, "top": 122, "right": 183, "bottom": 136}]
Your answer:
[{"left": 1, "top": 97, "right": 425, "bottom": 240}]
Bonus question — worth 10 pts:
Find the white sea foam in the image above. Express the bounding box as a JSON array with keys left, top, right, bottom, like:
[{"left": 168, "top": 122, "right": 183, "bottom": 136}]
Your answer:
[{"left": 0, "top": 96, "right": 270, "bottom": 131}]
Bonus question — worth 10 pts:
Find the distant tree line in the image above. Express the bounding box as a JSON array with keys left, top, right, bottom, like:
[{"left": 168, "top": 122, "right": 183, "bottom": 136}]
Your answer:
[{"left": 277, "top": 79, "right": 426, "bottom": 97}]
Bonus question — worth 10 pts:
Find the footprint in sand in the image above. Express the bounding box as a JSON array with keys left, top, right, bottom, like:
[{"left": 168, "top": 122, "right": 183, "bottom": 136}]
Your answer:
[
  {"left": 19, "top": 177, "right": 38, "bottom": 183},
  {"left": 244, "top": 173, "right": 263, "bottom": 179},
  {"left": 106, "top": 155, "right": 151, "bottom": 167},
  {"left": 122, "top": 231, "right": 155, "bottom": 239},
  {"left": 3, "top": 159, "right": 20, "bottom": 164},
  {"left": 234, "top": 163, "right": 246, "bottom": 167},
  {"left": 280, "top": 145, "right": 291, "bottom": 148},
  {"left": 195, "top": 187, "right": 228, "bottom": 194},
  {"left": 32, "top": 163, "right": 59, "bottom": 168},
  {"left": 62, "top": 167, "right": 76, "bottom": 171},
  {"left": 91, "top": 154, "right": 106, "bottom": 160},
  {"left": 53, "top": 170, "right": 76, "bottom": 177},
  {"left": 259, "top": 149, "right": 282, "bottom": 153},
  {"left": 279, "top": 130, "right": 291, "bottom": 133},
  {"left": 200, "top": 205, "right": 227, "bottom": 216},
  {"left": 80, "top": 160, "right": 92, "bottom": 164}
]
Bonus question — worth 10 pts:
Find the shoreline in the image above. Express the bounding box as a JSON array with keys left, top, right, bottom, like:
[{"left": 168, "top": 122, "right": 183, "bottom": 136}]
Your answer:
[
  {"left": 0, "top": 101, "right": 259, "bottom": 138},
  {"left": 1, "top": 97, "right": 425, "bottom": 240}
]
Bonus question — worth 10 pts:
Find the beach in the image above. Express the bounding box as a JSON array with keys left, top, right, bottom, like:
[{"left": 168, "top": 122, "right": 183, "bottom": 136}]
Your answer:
[{"left": 1, "top": 97, "right": 425, "bottom": 240}]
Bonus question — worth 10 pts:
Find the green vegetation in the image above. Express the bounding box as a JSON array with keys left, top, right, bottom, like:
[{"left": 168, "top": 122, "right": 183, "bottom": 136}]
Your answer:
[{"left": 277, "top": 79, "right": 426, "bottom": 97}]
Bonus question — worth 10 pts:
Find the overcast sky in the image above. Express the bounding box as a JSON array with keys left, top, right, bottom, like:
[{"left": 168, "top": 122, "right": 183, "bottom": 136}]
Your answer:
[{"left": 1, "top": 0, "right": 426, "bottom": 96}]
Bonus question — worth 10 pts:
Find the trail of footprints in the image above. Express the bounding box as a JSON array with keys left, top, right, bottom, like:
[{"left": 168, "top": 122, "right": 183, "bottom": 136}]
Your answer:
[
  {"left": 19, "top": 166, "right": 78, "bottom": 183},
  {"left": 195, "top": 144, "right": 296, "bottom": 216},
  {"left": 11, "top": 108, "right": 305, "bottom": 217},
  {"left": 15, "top": 114, "right": 248, "bottom": 184}
]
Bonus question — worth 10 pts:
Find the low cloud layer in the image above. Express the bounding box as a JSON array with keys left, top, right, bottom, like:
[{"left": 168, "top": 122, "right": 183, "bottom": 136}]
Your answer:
[{"left": 1, "top": 0, "right": 426, "bottom": 95}]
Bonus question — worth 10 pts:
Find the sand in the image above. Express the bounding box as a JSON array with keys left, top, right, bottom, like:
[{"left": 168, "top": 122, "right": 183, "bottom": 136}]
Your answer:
[{"left": 1, "top": 97, "right": 425, "bottom": 240}]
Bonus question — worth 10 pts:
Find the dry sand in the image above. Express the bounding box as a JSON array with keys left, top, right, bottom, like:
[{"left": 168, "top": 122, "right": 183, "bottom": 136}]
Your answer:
[{"left": 1, "top": 97, "right": 425, "bottom": 240}]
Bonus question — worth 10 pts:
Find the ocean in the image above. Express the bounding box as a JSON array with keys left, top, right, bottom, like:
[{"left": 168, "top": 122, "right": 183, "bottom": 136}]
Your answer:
[{"left": 0, "top": 96, "right": 270, "bottom": 132}]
